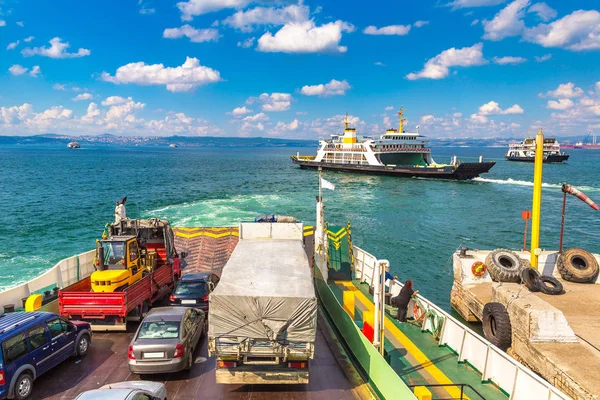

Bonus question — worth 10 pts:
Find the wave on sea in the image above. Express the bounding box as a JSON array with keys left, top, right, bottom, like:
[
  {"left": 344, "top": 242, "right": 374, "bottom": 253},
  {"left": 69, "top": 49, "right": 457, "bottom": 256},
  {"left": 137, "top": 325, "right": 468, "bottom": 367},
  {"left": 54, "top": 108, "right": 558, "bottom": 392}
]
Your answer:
[{"left": 473, "top": 177, "right": 600, "bottom": 192}]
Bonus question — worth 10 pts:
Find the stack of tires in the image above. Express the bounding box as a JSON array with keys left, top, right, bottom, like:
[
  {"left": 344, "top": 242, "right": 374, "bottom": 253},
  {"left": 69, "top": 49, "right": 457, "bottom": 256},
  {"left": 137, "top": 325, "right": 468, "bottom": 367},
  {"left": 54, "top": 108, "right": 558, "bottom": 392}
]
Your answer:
[{"left": 485, "top": 248, "right": 564, "bottom": 295}]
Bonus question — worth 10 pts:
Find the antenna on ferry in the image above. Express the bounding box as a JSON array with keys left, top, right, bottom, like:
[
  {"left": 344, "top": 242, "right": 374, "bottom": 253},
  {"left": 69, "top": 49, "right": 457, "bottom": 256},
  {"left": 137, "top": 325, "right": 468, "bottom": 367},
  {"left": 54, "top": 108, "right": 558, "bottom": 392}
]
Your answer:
[
  {"left": 344, "top": 112, "right": 350, "bottom": 130},
  {"left": 398, "top": 106, "right": 405, "bottom": 133}
]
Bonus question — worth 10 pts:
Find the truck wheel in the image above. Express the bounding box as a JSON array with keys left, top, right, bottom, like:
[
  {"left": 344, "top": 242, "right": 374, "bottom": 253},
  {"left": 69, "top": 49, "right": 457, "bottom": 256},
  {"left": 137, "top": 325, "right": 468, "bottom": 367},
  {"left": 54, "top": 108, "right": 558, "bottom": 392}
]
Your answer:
[
  {"left": 485, "top": 249, "right": 524, "bottom": 282},
  {"left": 482, "top": 302, "right": 512, "bottom": 350},
  {"left": 557, "top": 248, "right": 599, "bottom": 283},
  {"left": 14, "top": 372, "right": 33, "bottom": 400},
  {"left": 77, "top": 334, "right": 90, "bottom": 356}
]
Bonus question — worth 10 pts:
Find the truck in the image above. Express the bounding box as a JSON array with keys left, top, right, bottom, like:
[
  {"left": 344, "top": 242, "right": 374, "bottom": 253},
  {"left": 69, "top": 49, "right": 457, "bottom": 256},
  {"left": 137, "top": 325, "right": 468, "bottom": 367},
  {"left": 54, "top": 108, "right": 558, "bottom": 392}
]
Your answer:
[
  {"left": 59, "top": 218, "right": 181, "bottom": 331},
  {"left": 208, "top": 222, "right": 317, "bottom": 384}
]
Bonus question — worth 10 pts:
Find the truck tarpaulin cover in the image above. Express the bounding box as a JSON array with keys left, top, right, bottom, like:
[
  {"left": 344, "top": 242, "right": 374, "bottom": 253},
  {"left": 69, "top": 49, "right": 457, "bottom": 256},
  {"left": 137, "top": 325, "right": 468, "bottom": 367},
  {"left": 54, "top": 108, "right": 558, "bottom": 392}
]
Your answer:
[{"left": 209, "top": 239, "right": 317, "bottom": 344}]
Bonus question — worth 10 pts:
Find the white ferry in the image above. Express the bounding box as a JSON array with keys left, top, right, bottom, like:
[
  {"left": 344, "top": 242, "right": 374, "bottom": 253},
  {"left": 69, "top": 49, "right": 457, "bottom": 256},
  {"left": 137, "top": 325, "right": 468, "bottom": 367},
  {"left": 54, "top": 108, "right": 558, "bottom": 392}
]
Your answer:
[
  {"left": 291, "top": 108, "right": 495, "bottom": 180},
  {"left": 67, "top": 141, "right": 81, "bottom": 149},
  {"left": 505, "top": 137, "right": 569, "bottom": 163}
]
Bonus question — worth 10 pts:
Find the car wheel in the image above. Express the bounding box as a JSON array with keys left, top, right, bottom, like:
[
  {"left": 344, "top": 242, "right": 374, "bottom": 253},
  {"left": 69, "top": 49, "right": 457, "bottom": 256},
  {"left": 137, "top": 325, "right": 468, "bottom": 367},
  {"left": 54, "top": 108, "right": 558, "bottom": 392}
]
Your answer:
[
  {"left": 14, "top": 372, "right": 33, "bottom": 400},
  {"left": 77, "top": 334, "right": 90, "bottom": 356}
]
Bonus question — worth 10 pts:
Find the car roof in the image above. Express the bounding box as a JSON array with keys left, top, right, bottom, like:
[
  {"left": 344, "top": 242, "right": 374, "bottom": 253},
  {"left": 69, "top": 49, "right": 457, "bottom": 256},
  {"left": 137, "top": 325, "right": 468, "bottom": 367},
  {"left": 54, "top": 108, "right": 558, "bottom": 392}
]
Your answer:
[
  {"left": 75, "top": 388, "right": 135, "bottom": 400},
  {"left": 145, "top": 306, "right": 187, "bottom": 320},
  {"left": 181, "top": 273, "right": 210, "bottom": 281},
  {"left": 0, "top": 312, "right": 55, "bottom": 336},
  {"left": 100, "top": 381, "right": 163, "bottom": 393}
]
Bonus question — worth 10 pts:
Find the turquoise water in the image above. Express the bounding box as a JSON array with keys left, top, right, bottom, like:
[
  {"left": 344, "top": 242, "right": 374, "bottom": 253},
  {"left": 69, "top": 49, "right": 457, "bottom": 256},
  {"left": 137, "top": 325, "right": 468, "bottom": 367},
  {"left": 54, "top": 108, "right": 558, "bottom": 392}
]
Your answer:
[{"left": 2, "top": 144, "right": 600, "bottom": 310}]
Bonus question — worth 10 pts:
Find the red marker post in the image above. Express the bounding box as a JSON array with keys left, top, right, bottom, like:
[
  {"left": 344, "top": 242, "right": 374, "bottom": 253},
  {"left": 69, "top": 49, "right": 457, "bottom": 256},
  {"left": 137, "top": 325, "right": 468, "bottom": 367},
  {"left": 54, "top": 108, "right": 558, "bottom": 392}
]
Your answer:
[{"left": 522, "top": 210, "right": 531, "bottom": 251}]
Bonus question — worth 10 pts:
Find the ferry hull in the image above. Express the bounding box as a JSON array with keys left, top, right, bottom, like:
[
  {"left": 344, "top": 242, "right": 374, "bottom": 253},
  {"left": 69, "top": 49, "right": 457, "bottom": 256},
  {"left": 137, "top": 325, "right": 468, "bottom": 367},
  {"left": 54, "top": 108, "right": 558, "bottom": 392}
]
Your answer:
[
  {"left": 505, "top": 154, "right": 569, "bottom": 163},
  {"left": 291, "top": 157, "right": 495, "bottom": 180}
]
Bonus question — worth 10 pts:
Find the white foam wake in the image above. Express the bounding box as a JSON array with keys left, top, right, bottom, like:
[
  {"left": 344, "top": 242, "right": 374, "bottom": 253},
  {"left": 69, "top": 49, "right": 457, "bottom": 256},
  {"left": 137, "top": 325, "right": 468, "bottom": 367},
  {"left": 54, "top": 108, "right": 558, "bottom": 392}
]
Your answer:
[{"left": 473, "top": 177, "right": 600, "bottom": 192}]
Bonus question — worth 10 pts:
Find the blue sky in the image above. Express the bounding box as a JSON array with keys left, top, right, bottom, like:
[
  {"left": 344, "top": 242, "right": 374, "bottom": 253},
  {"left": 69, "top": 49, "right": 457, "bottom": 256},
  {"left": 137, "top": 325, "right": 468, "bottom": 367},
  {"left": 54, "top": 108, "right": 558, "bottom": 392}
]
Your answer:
[{"left": 1, "top": 0, "right": 599, "bottom": 138}]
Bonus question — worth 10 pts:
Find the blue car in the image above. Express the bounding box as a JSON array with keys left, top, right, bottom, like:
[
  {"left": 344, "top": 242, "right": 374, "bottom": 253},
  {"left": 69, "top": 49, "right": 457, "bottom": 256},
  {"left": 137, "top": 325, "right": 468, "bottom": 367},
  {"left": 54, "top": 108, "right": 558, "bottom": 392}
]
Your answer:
[{"left": 0, "top": 312, "right": 92, "bottom": 400}]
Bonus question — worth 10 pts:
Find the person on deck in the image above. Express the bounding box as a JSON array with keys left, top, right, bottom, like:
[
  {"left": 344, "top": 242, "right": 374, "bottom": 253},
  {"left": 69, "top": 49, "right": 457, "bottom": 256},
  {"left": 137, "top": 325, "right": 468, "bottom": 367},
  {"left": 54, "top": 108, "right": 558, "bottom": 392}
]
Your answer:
[
  {"left": 393, "top": 280, "right": 419, "bottom": 323},
  {"left": 114, "top": 197, "right": 127, "bottom": 223},
  {"left": 380, "top": 266, "right": 398, "bottom": 293}
]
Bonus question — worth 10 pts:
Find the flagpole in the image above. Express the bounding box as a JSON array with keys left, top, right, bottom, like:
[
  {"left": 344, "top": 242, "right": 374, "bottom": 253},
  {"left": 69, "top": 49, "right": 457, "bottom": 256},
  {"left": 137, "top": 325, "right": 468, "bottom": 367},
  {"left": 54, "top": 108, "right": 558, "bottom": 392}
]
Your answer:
[{"left": 318, "top": 167, "right": 322, "bottom": 202}]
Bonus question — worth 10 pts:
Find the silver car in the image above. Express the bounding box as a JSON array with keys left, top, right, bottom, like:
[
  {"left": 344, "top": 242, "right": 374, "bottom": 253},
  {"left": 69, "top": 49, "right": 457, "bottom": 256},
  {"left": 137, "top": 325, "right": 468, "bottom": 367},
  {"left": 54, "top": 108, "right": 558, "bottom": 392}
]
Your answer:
[
  {"left": 74, "top": 381, "right": 167, "bottom": 400},
  {"left": 128, "top": 306, "right": 205, "bottom": 374}
]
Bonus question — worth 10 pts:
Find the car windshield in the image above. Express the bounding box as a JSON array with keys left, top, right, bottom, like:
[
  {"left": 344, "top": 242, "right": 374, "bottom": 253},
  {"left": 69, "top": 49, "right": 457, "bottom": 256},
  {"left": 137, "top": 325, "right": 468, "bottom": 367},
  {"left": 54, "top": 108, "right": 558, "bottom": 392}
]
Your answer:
[
  {"left": 137, "top": 320, "right": 180, "bottom": 339},
  {"left": 102, "top": 241, "right": 125, "bottom": 268},
  {"left": 175, "top": 281, "right": 207, "bottom": 296}
]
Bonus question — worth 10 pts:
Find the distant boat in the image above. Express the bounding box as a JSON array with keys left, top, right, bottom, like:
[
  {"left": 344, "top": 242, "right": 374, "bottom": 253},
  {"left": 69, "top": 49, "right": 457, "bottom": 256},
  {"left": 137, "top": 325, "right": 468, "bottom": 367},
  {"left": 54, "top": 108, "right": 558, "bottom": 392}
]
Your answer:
[
  {"left": 67, "top": 141, "right": 81, "bottom": 149},
  {"left": 169, "top": 143, "right": 178, "bottom": 148},
  {"left": 505, "top": 138, "right": 569, "bottom": 163}
]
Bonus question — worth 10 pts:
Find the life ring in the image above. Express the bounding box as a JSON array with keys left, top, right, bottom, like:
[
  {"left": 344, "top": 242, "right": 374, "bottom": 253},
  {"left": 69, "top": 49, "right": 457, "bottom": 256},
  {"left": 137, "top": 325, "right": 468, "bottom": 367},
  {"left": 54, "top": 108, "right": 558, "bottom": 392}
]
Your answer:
[
  {"left": 413, "top": 302, "right": 425, "bottom": 322},
  {"left": 471, "top": 261, "right": 487, "bottom": 277}
]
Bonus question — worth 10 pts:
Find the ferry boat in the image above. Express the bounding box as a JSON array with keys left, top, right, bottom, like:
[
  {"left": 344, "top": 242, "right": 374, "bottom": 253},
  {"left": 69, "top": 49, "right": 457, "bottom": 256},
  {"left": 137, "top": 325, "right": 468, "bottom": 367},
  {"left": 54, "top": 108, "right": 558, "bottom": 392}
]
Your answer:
[
  {"left": 0, "top": 198, "right": 568, "bottom": 399},
  {"left": 169, "top": 143, "right": 178, "bottom": 148},
  {"left": 291, "top": 108, "right": 495, "bottom": 180},
  {"left": 505, "top": 137, "right": 569, "bottom": 163},
  {"left": 67, "top": 141, "right": 81, "bottom": 149}
]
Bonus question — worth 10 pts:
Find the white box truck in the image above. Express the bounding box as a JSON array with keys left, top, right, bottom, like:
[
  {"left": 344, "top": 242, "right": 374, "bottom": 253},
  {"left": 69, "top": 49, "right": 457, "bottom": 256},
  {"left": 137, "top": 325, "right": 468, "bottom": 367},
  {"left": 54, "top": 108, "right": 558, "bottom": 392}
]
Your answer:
[{"left": 208, "top": 222, "right": 317, "bottom": 384}]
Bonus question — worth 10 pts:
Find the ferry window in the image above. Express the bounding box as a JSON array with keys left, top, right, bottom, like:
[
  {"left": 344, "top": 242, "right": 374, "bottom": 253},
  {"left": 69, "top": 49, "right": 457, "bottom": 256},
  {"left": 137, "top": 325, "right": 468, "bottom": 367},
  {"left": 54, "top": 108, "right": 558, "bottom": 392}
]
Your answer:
[
  {"left": 47, "top": 318, "right": 68, "bottom": 338},
  {"left": 2, "top": 332, "right": 28, "bottom": 364},
  {"left": 27, "top": 325, "right": 48, "bottom": 350}
]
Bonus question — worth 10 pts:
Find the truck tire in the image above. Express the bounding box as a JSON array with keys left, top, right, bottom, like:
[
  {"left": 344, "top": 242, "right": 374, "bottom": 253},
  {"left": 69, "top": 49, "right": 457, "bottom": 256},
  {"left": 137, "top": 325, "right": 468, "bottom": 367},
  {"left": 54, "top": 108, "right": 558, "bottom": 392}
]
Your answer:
[
  {"left": 557, "top": 248, "right": 599, "bottom": 283},
  {"left": 520, "top": 267, "right": 542, "bottom": 292},
  {"left": 13, "top": 372, "right": 33, "bottom": 400},
  {"left": 482, "top": 302, "right": 512, "bottom": 350},
  {"left": 539, "top": 276, "right": 563, "bottom": 295},
  {"left": 485, "top": 249, "right": 524, "bottom": 282},
  {"left": 76, "top": 334, "right": 90, "bottom": 357}
]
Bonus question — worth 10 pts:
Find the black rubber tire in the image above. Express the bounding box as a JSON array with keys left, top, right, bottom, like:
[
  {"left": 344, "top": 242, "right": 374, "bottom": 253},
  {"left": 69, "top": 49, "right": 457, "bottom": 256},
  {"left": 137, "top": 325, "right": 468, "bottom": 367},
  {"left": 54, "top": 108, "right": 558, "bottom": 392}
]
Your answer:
[
  {"left": 485, "top": 249, "right": 525, "bottom": 282},
  {"left": 520, "top": 267, "right": 542, "bottom": 292},
  {"left": 539, "top": 276, "right": 564, "bottom": 295},
  {"left": 482, "top": 302, "right": 512, "bottom": 350},
  {"left": 76, "top": 334, "right": 90, "bottom": 357},
  {"left": 13, "top": 372, "right": 33, "bottom": 400},
  {"left": 557, "top": 248, "right": 599, "bottom": 283}
]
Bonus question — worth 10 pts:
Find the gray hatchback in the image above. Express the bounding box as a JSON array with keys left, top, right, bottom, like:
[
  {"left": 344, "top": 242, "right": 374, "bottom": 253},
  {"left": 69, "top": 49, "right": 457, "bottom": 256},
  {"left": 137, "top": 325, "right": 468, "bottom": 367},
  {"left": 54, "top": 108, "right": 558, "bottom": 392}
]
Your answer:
[{"left": 128, "top": 307, "right": 205, "bottom": 374}]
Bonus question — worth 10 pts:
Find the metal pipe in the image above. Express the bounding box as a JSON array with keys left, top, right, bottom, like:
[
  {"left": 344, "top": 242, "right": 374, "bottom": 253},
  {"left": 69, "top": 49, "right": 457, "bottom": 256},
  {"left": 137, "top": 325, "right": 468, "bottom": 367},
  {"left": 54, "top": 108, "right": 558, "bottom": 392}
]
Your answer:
[
  {"left": 373, "top": 261, "right": 381, "bottom": 350},
  {"left": 559, "top": 191, "right": 567, "bottom": 253},
  {"left": 374, "top": 259, "right": 389, "bottom": 356},
  {"left": 530, "top": 129, "right": 544, "bottom": 269}
]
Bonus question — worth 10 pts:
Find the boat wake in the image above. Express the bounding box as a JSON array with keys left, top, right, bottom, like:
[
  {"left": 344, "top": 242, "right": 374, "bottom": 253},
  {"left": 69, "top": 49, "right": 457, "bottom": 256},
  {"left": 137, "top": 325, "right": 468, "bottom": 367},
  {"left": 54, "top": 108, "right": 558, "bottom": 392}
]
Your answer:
[{"left": 473, "top": 177, "right": 600, "bottom": 192}]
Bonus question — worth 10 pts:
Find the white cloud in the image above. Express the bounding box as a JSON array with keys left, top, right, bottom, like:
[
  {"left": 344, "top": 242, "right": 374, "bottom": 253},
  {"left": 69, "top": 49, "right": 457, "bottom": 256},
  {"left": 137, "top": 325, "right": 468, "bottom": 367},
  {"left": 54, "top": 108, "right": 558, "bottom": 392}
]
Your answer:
[
  {"left": 8, "top": 64, "right": 28, "bottom": 76},
  {"left": 177, "top": 0, "right": 249, "bottom": 21},
  {"left": 492, "top": 55, "right": 527, "bottom": 64},
  {"left": 72, "top": 93, "right": 93, "bottom": 101},
  {"left": 470, "top": 113, "right": 489, "bottom": 124},
  {"left": 406, "top": 43, "right": 487, "bottom": 80},
  {"left": 0, "top": 20, "right": 5, "bottom": 27},
  {"left": 223, "top": 4, "right": 309, "bottom": 32},
  {"left": 547, "top": 98, "right": 574, "bottom": 110},
  {"left": 534, "top": 53, "right": 552, "bottom": 62},
  {"left": 545, "top": 82, "right": 584, "bottom": 98},
  {"left": 16, "top": 21, "right": 24, "bottom": 27},
  {"left": 101, "top": 96, "right": 131, "bottom": 106},
  {"left": 478, "top": 100, "right": 524, "bottom": 115},
  {"left": 138, "top": 0, "right": 155, "bottom": 14},
  {"left": 101, "top": 57, "right": 222, "bottom": 93},
  {"left": 524, "top": 10, "right": 600, "bottom": 51},
  {"left": 414, "top": 20, "right": 429, "bottom": 28},
  {"left": 482, "top": 0, "right": 529, "bottom": 41},
  {"left": 29, "top": 66, "right": 41, "bottom": 77},
  {"left": 528, "top": 2, "right": 557, "bottom": 21},
  {"left": 53, "top": 84, "right": 67, "bottom": 91},
  {"left": 363, "top": 25, "right": 411, "bottom": 36},
  {"left": 257, "top": 20, "right": 354, "bottom": 54},
  {"left": 447, "top": 0, "right": 506, "bottom": 9},
  {"left": 269, "top": 119, "right": 300, "bottom": 135},
  {"left": 237, "top": 37, "right": 255, "bottom": 48},
  {"left": 420, "top": 114, "right": 437, "bottom": 124},
  {"left": 231, "top": 106, "right": 252, "bottom": 116},
  {"left": 385, "top": 106, "right": 394, "bottom": 111},
  {"left": 24, "top": 36, "right": 34, "bottom": 42},
  {"left": 7, "top": 40, "right": 19, "bottom": 50},
  {"left": 163, "top": 25, "right": 220, "bottom": 43},
  {"left": 247, "top": 93, "right": 292, "bottom": 112},
  {"left": 596, "top": 81, "right": 600, "bottom": 92},
  {"left": 471, "top": 19, "right": 480, "bottom": 26},
  {"left": 374, "top": 61, "right": 385, "bottom": 66},
  {"left": 1, "top": 104, "right": 34, "bottom": 124},
  {"left": 22, "top": 37, "right": 91, "bottom": 58},
  {"left": 300, "top": 79, "right": 351, "bottom": 97},
  {"left": 453, "top": 112, "right": 463, "bottom": 117}
]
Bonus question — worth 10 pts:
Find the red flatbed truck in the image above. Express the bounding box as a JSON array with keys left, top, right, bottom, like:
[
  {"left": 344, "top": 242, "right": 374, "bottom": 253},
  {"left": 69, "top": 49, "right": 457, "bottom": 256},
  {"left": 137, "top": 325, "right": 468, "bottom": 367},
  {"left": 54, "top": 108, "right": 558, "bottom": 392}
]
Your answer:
[{"left": 59, "top": 218, "right": 182, "bottom": 331}]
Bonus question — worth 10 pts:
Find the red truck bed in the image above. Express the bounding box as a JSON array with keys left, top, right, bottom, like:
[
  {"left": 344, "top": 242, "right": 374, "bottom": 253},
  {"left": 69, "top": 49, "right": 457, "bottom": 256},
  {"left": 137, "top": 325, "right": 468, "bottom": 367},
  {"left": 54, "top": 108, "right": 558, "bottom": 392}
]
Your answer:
[{"left": 59, "top": 263, "right": 175, "bottom": 330}]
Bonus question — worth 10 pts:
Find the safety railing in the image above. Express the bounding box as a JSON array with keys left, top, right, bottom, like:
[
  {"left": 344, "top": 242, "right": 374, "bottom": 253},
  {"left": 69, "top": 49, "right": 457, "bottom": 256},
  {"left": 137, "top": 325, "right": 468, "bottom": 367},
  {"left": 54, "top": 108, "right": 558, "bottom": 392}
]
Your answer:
[
  {"left": 352, "top": 245, "right": 570, "bottom": 400},
  {"left": 0, "top": 250, "right": 95, "bottom": 310}
]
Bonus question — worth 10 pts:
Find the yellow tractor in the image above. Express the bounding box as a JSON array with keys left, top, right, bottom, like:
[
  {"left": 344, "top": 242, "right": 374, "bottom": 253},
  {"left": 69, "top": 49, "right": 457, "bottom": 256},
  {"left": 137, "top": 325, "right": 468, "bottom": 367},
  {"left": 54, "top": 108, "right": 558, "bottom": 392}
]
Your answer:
[{"left": 91, "top": 235, "right": 145, "bottom": 292}]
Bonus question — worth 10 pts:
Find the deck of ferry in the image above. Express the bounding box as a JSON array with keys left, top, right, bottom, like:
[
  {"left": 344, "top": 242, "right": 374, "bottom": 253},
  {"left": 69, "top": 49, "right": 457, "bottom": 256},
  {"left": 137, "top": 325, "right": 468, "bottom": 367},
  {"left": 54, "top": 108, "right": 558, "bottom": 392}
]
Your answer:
[{"left": 32, "top": 227, "right": 370, "bottom": 400}]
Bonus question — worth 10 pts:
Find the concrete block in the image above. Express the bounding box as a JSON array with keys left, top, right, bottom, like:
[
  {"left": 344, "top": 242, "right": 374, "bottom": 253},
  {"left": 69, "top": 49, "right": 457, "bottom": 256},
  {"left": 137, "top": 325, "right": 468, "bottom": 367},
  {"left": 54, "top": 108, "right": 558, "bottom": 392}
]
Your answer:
[{"left": 492, "top": 284, "right": 577, "bottom": 343}]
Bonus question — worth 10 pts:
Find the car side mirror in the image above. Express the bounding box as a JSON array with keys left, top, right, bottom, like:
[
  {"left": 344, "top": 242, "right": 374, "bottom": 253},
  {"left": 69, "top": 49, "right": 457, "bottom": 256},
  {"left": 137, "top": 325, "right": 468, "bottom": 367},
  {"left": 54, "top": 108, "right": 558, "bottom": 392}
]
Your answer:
[{"left": 67, "top": 323, "right": 76, "bottom": 332}]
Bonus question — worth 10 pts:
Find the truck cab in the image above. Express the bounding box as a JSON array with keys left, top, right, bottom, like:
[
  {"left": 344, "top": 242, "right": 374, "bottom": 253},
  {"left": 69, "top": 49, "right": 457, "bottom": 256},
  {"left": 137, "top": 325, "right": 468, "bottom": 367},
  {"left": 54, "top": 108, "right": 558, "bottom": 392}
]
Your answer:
[{"left": 91, "top": 236, "right": 144, "bottom": 292}]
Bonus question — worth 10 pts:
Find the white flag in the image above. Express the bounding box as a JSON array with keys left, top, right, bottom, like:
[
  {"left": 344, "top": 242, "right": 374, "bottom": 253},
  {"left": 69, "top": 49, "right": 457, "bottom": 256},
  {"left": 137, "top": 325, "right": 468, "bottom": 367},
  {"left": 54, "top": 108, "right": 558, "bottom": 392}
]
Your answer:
[{"left": 321, "top": 177, "right": 335, "bottom": 191}]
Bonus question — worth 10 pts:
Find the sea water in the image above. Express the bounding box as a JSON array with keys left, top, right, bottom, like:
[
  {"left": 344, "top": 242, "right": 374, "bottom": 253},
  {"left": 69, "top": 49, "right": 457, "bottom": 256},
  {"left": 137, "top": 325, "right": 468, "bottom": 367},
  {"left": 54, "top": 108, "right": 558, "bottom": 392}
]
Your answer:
[{"left": 1, "top": 144, "right": 599, "bottom": 310}]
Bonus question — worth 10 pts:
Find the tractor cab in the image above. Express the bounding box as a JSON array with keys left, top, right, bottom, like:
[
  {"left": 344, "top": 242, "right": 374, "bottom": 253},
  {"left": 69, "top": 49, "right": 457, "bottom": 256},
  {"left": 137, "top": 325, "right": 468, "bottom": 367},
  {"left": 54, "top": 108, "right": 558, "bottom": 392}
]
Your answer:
[{"left": 92, "top": 235, "right": 144, "bottom": 292}]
